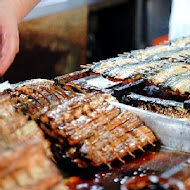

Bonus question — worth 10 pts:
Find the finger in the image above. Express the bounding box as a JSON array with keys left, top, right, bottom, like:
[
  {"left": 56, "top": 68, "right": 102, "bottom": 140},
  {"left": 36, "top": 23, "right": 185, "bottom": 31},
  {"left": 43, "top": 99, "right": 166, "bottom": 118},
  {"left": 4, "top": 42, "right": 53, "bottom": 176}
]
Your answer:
[{"left": 0, "top": 28, "right": 19, "bottom": 76}]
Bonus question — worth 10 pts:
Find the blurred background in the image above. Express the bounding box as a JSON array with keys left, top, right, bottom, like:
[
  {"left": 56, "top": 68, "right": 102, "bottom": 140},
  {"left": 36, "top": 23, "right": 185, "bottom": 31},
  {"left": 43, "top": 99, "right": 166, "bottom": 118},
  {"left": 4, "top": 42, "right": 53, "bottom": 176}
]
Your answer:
[{"left": 4, "top": 0, "right": 171, "bottom": 83}]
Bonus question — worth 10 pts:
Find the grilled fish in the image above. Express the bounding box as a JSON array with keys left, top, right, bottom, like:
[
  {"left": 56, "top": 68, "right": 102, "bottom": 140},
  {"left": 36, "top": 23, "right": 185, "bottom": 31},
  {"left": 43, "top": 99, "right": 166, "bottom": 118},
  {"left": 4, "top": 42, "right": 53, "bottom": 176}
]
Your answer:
[
  {"left": 8, "top": 81, "right": 156, "bottom": 168},
  {"left": 0, "top": 94, "right": 68, "bottom": 190},
  {"left": 90, "top": 36, "right": 190, "bottom": 97},
  {"left": 124, "top": 93, "right": 190, "bottom": 119}
]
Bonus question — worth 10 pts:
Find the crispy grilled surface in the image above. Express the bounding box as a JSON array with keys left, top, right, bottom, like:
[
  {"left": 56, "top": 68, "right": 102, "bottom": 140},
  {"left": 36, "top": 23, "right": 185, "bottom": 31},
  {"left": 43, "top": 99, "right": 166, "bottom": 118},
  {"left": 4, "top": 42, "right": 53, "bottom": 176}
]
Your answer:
[
  {"left": 8, "top": 81, "right": 156, "bottom": 167},
  {"left": 9, "top": 79, "right": 79, "bottom": 120},
  {"left": 8, "top": 81, "right": 156, "bottom": 168},
  {"left": 0, "top": 94, "right": 44, "bottom": 146},
  {"left": 90, "top": 36, "right": 190, "bottom": 97},
  {"left": 124, "top": 93, "right": 190, "bottom": 119},
  {"left": 0, "top": 142, "right": 62, "bottom": 190},
  {"left": 40, "top": 93, "right": 156, "bottom": 167},
  {"left": 0, "top": 94, "right": 68, "bottom": 190}
]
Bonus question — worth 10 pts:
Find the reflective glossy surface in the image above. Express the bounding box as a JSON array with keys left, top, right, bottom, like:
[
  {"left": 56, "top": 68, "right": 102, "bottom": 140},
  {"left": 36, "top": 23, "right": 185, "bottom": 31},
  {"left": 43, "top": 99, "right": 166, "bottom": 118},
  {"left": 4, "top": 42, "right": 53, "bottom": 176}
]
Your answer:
[{"left": 63, "top": 147, "right": 190, "bottom": 190}]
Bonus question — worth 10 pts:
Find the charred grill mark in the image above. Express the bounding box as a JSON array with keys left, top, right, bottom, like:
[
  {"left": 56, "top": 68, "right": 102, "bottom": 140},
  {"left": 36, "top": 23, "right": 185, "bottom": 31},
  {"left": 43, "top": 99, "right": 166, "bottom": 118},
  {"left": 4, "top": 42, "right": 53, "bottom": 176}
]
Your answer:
[
  {"left": 81, "top": 122, "right": 155, "bottom": 167},
  {"left": 79, "top": 109, "right": 156, "bottom": 167},
  {"left": 40, "top": 92, "right": 156, "bottom": 168},
  {"left": 8, "top": 82, "right": 84, "bottom": 120},
  {"left": 89, "top": 111, "right": 137, "bottom": 144},
  {"left": 39, "top": 86, "right": 63, "bottom": 104},
  {"left": 40, "top": 93, "right": 103, "bottom": 126},
  {"left": 68, "top": 81, "right": 88, "bottom": 95},
  {"left": 88, "top": 114, "right": 141, "bottom": 149},
  {"left": 62, "top": 102, "right": 109, "bottom": 132},
  {"left": 94, "top": 119, "right": 141, "bottom": 152},
  {"left": 66, "top": 106, "right": 121, "bottom": 145},
  {"left": 3, "top": 36, "right": 190, "bottom": 172},
  {"left": 38, "top": 94, "right": 115, "bottom": 145}
]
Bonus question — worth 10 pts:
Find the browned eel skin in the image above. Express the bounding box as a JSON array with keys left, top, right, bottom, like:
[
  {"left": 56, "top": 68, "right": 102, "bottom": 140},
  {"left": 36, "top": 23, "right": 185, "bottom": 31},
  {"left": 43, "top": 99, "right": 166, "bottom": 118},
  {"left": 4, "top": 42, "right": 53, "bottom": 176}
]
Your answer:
[
  {"left": 124, "top": 93, "right": 190, "bottom": 119},
  {"left": 90, "top": 36, "right": 190, "bottom": 97},
  {"left": 0, "top": 94, "right": 69, "bottom": 190},
  {"left": 39, "top": 93, "right": 156, "bottom": 168},
  {"left": 8, "top": 79, "right": 81, "bottom": 120},
  {"left": 8, "top": 81, "right": 156, "bottom": 168}
]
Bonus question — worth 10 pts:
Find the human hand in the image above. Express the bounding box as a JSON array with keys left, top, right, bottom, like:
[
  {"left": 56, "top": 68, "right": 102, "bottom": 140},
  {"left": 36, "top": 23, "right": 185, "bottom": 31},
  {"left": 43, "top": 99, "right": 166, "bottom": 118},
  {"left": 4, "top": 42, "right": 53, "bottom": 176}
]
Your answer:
[{"left": 0, "top": 9, "right": 19, "bottom": 76}]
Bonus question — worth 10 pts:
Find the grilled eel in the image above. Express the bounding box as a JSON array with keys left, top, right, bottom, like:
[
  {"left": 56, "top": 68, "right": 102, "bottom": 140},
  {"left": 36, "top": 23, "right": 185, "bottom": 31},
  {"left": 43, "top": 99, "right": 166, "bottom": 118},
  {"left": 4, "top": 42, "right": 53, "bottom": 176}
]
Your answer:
[
  {"left": 39, "top": 92, "right": 156, "bottom": 168},
  {"left": 0, "top": 94, "right": 44, "bottom": 143},
  {"left": 92, "top": 35, "right": 190, "bottom": 75},
  {"left": 95, "top": 58, "right": 190, "bottom": 97},
  {"left": 147, "top": 62, "right": 190, "bottom": 97},
  {"left": 90, "top": 39, "right": 190, "bottom": 98},
  {"left": 8, "top": 81, "right": 156, "bottom": 168},
  {"left": 0, "top": 94, "right": 69, "bottom": 190},
  {"left": 124, "top": 93, "right": 190, "bottom": 119},
  {"left": 0, "top": 141, "right": 64, "bottom": 190},
  {"left": 92, "top": 49, "right": 190, "bottom": 82}
]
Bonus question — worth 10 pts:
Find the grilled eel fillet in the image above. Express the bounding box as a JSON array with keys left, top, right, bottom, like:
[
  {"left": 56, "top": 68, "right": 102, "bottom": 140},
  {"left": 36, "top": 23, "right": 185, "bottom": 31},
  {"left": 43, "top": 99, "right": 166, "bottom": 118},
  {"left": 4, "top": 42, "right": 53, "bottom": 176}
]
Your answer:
[
  {"left": 40, "top": 93, "right": 156, "bottom": 168},
  {"left": 8, "top": 82, "right": 156, "bottom": 168},
  {"left": 90, "top": 36, "right": 190, "bottom": 97},
  {"left": 0, "top": 94, "right": 44, "bottom": 144},
  {"left": 8, "top": 79, "right": 81, "bottom": 120},
  {"left": 0, "top": 141, "right": 63, "bottom": 190},
  {"left": 91, "top": 38, "right": 190, "bottom": 74},
  {"left": 0, "top": 94, "right": 69, "bottom": 190},
  {"left": 124, "top": 93, "right": 190, "bottom": 119}
]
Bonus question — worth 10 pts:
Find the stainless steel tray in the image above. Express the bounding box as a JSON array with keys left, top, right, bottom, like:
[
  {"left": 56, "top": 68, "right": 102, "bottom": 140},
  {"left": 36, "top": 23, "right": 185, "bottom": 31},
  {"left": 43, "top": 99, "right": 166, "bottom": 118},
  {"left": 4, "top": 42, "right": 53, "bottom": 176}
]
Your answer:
[
  {"left": 111, "top": 102, "right": 190, "bottom": 153},
  {"left": 72, "top": 74, "right": 190, "bottom": 153}
]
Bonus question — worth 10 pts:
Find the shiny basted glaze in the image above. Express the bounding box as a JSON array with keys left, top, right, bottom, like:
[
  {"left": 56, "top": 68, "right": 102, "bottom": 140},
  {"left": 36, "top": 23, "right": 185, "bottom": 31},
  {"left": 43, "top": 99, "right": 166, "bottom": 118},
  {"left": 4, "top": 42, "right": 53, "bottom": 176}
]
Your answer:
[
  {"left": 149, "top": 62, "right": 190, "bottom": 95},
  {"left": 41, "top": 95, "right": 155, "bottom": 166},
  {"left": 64, "top": 147, "right": 190, "bottom": 190},
  {"left": 102, "top": 60, "right": 166, "bottom": 80},
  {"left": 92, "top": 58, "right": 138, "bottom": 75},
  {"left": 162, "top": 71, "right": 190, "bottom": 95},
  {"left": 92, "top": 36, "right": 190, "bottom": 75},
  {"left": 90, "top": 36, "right": 190, "bottom": 97},
  {"left": 0, "top": 94, "right": 67, "bottom": 190},
  {"left": 40, "top": 93, "right": 156, "bottom": 168},
  {"left": 9, "top": 80, "right": 82, "bottom": 120},
  {"left": 8, "top": 81, "right": 156, "bottom": 168}
]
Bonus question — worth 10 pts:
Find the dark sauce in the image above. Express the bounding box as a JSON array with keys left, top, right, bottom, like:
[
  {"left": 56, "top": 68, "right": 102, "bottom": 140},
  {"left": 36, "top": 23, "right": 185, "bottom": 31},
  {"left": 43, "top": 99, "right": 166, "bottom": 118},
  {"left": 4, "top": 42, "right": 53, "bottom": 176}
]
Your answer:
[
  {"left": 121, "top": 176, "right": 181, "bottom": 190},
  {"left": 58, "top": 146, "right": 190, "bottom": 190}
]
